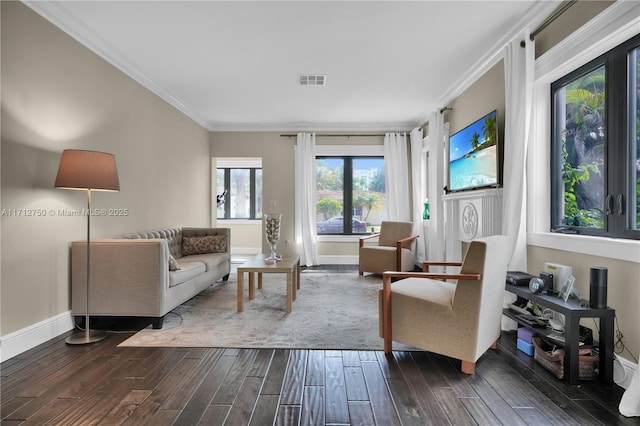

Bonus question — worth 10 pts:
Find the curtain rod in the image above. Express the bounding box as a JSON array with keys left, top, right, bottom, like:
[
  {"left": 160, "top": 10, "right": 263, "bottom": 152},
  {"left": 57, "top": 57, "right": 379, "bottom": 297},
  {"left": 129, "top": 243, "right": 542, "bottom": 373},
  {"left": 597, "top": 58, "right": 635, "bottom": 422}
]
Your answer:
[
  {"left": 528, "top": 0, "right": 577, "bottom": 42},
  {"left": 280, "top": 133, "right": 391, "bottom": 138}
]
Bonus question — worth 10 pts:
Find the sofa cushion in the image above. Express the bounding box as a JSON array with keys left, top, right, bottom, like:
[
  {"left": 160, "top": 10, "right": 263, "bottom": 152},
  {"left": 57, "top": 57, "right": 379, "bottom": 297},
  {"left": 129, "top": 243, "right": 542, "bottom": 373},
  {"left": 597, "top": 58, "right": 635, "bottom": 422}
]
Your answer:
[
  {"left": 168, "top": 254, "right": 180, "bottom": 271},
  {"left": 182, "top": 235, "right": 227, "bottom": 255},
  {"left": 183, "top": 253, "right": 228, "bottom": 271},
  {"left": 169, "top": 261, "right": 206, "bottom": 287}
]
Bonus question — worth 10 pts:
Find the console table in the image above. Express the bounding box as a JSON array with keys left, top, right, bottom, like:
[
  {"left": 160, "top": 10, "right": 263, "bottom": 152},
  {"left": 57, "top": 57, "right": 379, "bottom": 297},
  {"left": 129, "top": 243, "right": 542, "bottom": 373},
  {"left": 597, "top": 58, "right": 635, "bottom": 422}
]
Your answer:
[{"left": 504, "top": 284, "right": 615, "bottom": 385}]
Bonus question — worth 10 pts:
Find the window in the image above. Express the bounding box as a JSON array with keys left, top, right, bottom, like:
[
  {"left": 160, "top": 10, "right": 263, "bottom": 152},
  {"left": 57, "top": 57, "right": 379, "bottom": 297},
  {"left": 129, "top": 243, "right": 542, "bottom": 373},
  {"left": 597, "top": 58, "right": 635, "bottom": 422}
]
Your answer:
[
  {"left": 316, "top": 156, "right": 385, "bottom": 235},
  {"left": 217, "top": 166, "right": 262, "bottom": 220},
  {"left": 551, "top": 33, "right": 639, "bottom": 240}
]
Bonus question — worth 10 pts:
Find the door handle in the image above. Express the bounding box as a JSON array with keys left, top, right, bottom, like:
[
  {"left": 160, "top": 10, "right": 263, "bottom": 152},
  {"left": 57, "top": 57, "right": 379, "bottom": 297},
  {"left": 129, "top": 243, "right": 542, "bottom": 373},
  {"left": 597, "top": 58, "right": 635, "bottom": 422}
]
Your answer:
[
  {"left": 605, "top": 194, "right": 613, "bottom": 215},
  {"left": 616, "top": 194, "right": 623, "bottom": 215}
]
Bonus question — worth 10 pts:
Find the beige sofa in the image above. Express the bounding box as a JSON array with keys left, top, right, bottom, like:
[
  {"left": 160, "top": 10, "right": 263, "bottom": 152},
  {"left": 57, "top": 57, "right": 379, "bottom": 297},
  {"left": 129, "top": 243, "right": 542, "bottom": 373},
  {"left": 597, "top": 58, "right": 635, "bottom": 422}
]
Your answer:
[{"left": 70, "top": 227, "right": 230, "bottom": 329}]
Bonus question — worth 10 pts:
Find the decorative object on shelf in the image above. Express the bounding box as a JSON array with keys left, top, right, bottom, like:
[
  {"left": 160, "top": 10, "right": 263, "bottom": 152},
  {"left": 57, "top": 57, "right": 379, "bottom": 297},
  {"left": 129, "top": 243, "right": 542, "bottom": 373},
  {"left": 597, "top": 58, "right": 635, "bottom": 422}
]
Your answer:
[
  {"left": 589, "top": 266, "right": 608, "bottom": 308},
  {"left": 55, "top": 149, "right": 120, "bottom": 345},
  {"left": 461, "top": 202, "right": 478, "bottom": 239},
  {"left": 264, "top": 213, "right": 282, "bottom": 262},
  {"left": 422, "top": 199, "right": 430, "bottom": 220}
]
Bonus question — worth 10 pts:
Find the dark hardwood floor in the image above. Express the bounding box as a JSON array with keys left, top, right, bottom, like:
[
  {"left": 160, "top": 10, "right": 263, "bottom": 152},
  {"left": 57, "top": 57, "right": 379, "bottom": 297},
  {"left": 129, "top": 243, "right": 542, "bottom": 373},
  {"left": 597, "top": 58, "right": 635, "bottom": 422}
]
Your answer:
[
  {"left": 2, "top": 266, "right": 637, "bottom": 425},
  {"left": 2, "top": 331, "right": 637, "bottom": 425}
]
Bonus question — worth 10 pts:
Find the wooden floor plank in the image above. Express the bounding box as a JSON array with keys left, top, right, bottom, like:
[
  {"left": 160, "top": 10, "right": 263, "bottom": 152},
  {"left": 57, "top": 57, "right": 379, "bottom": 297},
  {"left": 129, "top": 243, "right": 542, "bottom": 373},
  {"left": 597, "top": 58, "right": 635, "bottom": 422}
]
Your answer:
[
  {"left": 211, "top": 349, "right": 258, "bottom": 405},
  {"left": 305, "top": 350, "right": 324, "bottom": 386},
  {"left": 280, "top": 350, "right": 308, "bottom": 405},
  {"left": 361, "top": 360, "right": 401, "bottom": 425},
  {"left": 276, "top": 404, "right": 301, "bottom": 426},
  {"left": 122, "top": 357, "right": 199, "bottom": 423},
  {"left": 432, "top": 387, "right": 476, "bottom": 426},
  {"left": 249, "top": 395, "right": 279, "bottom": 426},
  {"left": 385, "top": 377, "right": 428, "bottom": 426},
  {"left": 342, "top": 350, "right": 361, "bottom": 367},
  {"left": 98, "top": 389, "right": 152, "bottom": 425},
  {"left": 462, "top": 369, "right": 529, "bottom": 425},
  {"left": 246, "top": 349, "right": 275, "bottom": 378},
  {"left": 158, "top": 348, "right": 224, "bottom": 411},
  {"left": 344, "top": 366, "right": 369, "bottom": 401},
  {"left": 173, "top": 352, "right": 236, "bottom": 425},
  {"left": 458, "top": 396, "right": 503, "bottom": 426},
  {"left": 324, "top": 355, "right": 349, "bottom": 425},
  {"left": 348, "top": 400, "right": 376, "bottom": 425},
  {"left": 261, "top": 349, "right": 290, "bottom": 395},
  {"left": 374, "top": 350, "right": 404, "bottom": 379},
  {"left": 300, "top": 386, "right": 325, "bottom": 426},
  {"left": 393, "top": 351, "right": 452, "bottom": 425},
  {"left": 223, "top": 376, "right": 264, "bottom": 425}
]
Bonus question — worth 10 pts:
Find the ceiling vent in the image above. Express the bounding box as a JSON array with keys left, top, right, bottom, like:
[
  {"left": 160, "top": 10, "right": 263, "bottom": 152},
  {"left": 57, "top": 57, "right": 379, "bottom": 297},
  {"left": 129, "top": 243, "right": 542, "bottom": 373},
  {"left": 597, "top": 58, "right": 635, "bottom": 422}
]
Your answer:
[{"left": 298, "top": 74, "right": 326, "bottom": 86}]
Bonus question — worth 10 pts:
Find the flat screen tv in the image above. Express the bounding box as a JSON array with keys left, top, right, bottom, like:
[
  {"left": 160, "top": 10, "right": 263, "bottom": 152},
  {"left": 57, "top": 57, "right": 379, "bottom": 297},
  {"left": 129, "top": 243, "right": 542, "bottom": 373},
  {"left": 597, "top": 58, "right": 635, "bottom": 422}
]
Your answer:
[{"left": 447, "top": 109, "right": 499, "bottom": 192}]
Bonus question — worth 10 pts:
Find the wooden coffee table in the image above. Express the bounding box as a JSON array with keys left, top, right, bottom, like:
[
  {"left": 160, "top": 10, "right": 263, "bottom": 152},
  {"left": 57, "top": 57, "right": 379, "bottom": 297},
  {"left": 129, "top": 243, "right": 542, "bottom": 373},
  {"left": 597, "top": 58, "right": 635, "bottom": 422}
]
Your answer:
[{"left": 236, "top": 253, "right": 301, "bottom": 313}]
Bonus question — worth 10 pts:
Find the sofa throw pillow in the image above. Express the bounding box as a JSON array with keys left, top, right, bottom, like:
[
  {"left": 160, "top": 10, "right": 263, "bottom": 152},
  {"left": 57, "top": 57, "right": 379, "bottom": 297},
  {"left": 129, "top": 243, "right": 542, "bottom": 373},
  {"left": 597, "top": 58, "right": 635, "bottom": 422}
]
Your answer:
[
  {"left": 182, "top": 235, "right": 227, "bottom": 255},
  {"left": 168, "top": 254, "right": 180, "bottom": 271}
]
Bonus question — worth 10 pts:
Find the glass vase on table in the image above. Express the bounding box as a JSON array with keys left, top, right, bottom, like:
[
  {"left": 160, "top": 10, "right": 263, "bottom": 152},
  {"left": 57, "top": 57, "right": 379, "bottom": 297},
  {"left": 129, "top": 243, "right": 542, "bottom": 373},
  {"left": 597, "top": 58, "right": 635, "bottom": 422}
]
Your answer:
[{"left": 264, "top": 213, "right": 282, "bottom": 262}]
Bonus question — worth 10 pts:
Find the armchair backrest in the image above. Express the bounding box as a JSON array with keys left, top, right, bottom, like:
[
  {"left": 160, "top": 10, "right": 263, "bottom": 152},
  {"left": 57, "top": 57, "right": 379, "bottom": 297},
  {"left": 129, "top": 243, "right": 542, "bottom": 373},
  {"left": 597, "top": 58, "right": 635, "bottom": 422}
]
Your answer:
[
  {"left": 378, "top": 221, "right": 414, "bottom": 248},
  {"left": 453, "top": 235, "right": 510, "bottom": 351},
  {"left": 453, "top": 236, "right": 510, "bottom": 315}
]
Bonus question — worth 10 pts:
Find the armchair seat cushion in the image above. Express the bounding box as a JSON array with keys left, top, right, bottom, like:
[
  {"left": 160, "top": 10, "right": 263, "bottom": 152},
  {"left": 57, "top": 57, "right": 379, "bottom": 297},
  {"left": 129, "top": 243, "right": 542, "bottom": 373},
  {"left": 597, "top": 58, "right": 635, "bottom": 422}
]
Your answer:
[{"left": 392, "top": 277, "right": 456, "bottom": 308}]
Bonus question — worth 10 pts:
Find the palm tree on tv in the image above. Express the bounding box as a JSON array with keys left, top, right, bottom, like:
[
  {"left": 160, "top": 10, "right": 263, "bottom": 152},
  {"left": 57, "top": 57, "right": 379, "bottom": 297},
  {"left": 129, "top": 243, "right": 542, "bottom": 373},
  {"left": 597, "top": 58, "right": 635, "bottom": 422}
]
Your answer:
[
  {"left": 470, "top": 132, "right": 480, "bottom": 151},
  {"left": 482, "top": 112, "right": 497, "bottom": 146}
]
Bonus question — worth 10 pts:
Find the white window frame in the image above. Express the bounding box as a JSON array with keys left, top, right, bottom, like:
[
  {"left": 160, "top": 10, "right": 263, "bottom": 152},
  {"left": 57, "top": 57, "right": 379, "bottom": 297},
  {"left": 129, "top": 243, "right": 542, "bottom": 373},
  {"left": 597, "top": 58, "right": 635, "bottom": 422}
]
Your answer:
[{"left": 528, "top": 1, "right": 640, "bottom": 262}]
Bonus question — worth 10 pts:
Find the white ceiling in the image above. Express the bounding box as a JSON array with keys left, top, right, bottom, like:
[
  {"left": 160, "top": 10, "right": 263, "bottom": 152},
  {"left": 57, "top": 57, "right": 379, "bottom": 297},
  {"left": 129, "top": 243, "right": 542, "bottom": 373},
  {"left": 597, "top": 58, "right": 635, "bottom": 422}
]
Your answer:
[{"left": 25, "top": 1, "right": 560, "bottom": 132}]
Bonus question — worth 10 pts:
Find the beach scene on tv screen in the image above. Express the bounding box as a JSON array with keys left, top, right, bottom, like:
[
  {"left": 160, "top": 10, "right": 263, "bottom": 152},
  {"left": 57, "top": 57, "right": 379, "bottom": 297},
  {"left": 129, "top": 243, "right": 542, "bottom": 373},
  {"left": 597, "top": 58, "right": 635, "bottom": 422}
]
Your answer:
[{"left": 449, "top": 110, "right": 498, "bottom": 191}]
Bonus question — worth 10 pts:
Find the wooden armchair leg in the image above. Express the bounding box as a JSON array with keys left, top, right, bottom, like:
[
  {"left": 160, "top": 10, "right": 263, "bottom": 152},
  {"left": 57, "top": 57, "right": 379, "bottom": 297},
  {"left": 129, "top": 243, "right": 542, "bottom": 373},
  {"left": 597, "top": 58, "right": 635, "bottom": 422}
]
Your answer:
[
  {"left": 359, "top": 270, "right": 363, "bottom": 276},
  {"left": 461, "top": 361, "right": 476, "bottom": 375},
  {"left": 490, "top": 340, "right": 498, "bottom": 349}
]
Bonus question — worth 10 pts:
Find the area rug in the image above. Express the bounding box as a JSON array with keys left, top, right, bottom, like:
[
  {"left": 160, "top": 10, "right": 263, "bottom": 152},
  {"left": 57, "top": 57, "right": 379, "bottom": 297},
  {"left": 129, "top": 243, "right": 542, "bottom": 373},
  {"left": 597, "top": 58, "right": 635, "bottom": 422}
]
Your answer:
[{"left": 119, "top": 271, "right": 415, "bottom": 351}]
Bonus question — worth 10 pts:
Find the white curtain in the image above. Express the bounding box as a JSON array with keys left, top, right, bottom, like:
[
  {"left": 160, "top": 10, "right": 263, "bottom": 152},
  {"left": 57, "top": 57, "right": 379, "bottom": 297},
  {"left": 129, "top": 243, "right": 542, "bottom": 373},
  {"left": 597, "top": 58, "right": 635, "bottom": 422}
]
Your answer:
[
  {"left": 294, "top": 132, "right": 319, "bottom": 266},
  {"left": 502, "top": 30, "right": 534, "bottom": 272},
  {"left": 384, "top": 132, "right": 410, "bottom": 221},
  {"left": 500, "top": 31, "right": 534, "bottom": 331},
  {"left": 425, "top": 111, "right": 446, "bottom": 265},
  {"left": 409, "top": 127, "right": 426, "bottom": 263}
]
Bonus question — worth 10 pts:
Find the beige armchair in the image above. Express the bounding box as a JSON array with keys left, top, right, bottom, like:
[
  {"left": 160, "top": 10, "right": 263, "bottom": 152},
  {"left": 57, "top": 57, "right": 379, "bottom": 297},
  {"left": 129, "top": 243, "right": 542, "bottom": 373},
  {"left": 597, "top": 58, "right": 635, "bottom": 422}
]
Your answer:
[
  {"left": 359, "top": 221, "right": 419, "bottom": 276},
  {"left": 379, "top": 235, "right": 509, "bottom": 374}
]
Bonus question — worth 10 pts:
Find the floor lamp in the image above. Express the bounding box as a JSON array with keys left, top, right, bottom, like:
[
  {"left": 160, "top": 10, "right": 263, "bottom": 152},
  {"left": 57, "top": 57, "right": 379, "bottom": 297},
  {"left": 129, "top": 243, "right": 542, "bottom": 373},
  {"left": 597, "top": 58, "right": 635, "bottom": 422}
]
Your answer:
[{"left": 55, "top": 149, "right": 120, "bottom": 345}]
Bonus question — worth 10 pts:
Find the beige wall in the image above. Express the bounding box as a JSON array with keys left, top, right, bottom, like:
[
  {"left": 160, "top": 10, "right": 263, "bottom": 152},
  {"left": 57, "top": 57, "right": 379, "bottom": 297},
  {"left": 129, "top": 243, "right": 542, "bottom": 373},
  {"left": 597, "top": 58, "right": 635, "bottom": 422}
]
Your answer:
[
  {"left": 1, "top": 2, "right": 211, "bottom": 336},
  {"left": 210, "top": 132, "right": 296, "bottom": 256}
]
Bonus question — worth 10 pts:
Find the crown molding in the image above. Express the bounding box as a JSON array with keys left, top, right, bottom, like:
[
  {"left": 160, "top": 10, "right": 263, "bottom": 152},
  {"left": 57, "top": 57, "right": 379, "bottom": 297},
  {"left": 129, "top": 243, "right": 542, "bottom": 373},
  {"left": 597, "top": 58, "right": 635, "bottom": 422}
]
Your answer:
[
  {"left": 418, "top": 0, "right": 562, "bottom": 125},
  {"left": 207, "top": 120, "right": 415, "bottom": 133}
]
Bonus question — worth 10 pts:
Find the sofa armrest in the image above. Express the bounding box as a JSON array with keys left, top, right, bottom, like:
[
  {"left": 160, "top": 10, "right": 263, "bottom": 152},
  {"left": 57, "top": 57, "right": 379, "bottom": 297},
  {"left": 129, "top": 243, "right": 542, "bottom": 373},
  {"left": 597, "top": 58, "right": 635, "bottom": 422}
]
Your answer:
[{"left": 71, "top": 239, "right": 169, "bottom": 317}]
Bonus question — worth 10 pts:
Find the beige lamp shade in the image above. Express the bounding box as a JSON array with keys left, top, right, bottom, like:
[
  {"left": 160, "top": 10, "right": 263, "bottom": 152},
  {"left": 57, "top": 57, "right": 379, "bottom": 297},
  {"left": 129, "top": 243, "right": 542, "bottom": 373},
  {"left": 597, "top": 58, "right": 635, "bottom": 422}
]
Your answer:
[{"left": 55, "top": 149, "right": 120, "bottom": 191}]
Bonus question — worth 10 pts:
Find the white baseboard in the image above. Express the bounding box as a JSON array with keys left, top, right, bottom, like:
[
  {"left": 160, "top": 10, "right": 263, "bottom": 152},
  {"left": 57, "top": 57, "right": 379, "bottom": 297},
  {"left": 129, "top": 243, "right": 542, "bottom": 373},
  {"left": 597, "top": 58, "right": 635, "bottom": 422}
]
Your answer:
[
  {"left": 231, "top": 247, "right": 261, "bottom": 256},
  {"left": 0, "top": 311, "right": 74, "bottom": 362},
  {"left": 318, "top": 255, "right": 358, "bottom": 264}
]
